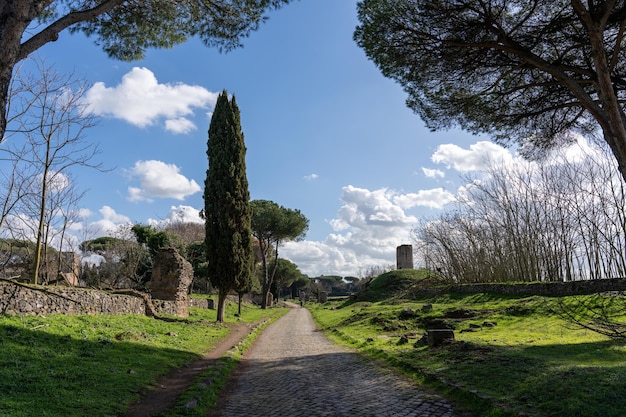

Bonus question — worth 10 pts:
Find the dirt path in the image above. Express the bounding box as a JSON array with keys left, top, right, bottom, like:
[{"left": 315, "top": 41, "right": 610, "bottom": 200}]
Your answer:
[
  {"left": 123, "top": 321, "right": 253, "bottom": 417},
  {"left": 207, "top": 307, "right": 469, "bottom": 417}
]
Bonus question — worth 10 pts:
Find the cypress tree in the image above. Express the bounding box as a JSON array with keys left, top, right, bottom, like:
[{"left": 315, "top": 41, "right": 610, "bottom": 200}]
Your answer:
[{"left": 204, "top": 90, "right": 253, "bottom": 322}]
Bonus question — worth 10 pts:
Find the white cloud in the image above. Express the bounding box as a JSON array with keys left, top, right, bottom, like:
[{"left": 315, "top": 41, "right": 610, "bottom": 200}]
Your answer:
[
  {"left": 77, "top": 208, "right": 93, "bottom": 219},
  {"left": 329, "top": 186, "right": 417, "bottom": 231},
  {"left": 127, "top": 160, "right": 201, "bottom": 202},
  {"left": 432, "top": 141, "right": 513, "bottom": 172},
  {"left": 165, "top": 117, "right": 197, "bottom": 134},
  {"left": 281, "top": 240, "right": 361, "bottom": 277},
  {"left": 148, "top": 205, "right": 204, "bottom": 227},
  {"left": 280, "top": 142, "right": 516, "bottom": 277},
  {"left": 44, "top": 171, "right": 70, "bottom": 192},
  {"left": 393, "top": 188, "right": 456, "bottom": 209},
  {"left": 85, "top": 206, "right": 131, "bottom": 237},
  {"left": 548, "top": 133, "right": 605, "bottom": 166},
  {"left": 82, "top": 253, "right": 105, "bottom": 266},
  {"left": 422, "top": 167, "right": 445, "bottom": 178},
  {"left": 282, "top": 185, "right": 418, "bottom": 277},
  {"left": 83, "top": 67, "right": 218, "bottom": 132},
  {"left": 1, "top": 213, "right": 37, "bottom": 241},
  {"left": 304, "top": 173, "right": 319, "bottom": 181}
]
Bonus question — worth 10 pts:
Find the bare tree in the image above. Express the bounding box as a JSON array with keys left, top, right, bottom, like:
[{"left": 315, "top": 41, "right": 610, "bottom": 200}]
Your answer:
[
  {"left": 415, "top": 140, "right": 626, "bottom": 283},
  {"left": 80, "top": 224, "right": 150, "bottom": 289},
  {"left": 163, "top": 221, "right": 204, "bottom": 251},
  {"left": 3, "top": 58, "right": 101, "bottom": 284}
]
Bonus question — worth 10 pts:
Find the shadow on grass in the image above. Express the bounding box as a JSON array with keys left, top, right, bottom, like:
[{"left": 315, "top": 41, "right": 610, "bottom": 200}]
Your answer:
[
  {"left": 399, "top": 339, "right": 626, "bottom": 417},
  {"left": 0, "top": 323, "right": 201, "bottom": 417}
]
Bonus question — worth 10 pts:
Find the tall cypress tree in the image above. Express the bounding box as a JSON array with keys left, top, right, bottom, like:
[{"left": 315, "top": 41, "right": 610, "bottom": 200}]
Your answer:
[{"left": 204, "top": 90, "right": 253, "bottom": 323}]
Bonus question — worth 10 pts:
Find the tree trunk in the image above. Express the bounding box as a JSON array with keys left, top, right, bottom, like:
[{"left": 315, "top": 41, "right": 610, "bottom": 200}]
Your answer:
[
  {"left": 216, "top": 288, "right": 227, "bottom": 323},
  {"left": 0, "top": 1, "right": 125, "bottom": 141},
  {"left": 0, "top": 3, "right": 28, "bottom": 141},
  {"left": 260, "top": 240, "right": 270, "bottom": 309},
  {"left": 237, "top": 292, "right": 242, "bottom": 316}
]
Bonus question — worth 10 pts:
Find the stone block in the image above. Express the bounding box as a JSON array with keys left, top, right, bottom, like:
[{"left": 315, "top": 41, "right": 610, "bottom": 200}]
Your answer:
[
  {"left": 149, "top": 248, "right": 194, "bottom": 317},
  {"left": 427, "top": 329, "right": 455, "bottom": 347}
]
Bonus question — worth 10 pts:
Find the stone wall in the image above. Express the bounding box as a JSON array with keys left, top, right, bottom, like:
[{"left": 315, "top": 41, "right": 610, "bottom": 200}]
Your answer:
[
  {"left": 449, "top": 277, "right": 626, "bottom": 296},
  {"left": 150, "top": 248, "right": 194, "bottom": 318},
  {"left": 190, "top": 298, "right": 211, "bottom": 309},
  {"left": 0, "top": 282, "right": 180, "bottom": 316}
]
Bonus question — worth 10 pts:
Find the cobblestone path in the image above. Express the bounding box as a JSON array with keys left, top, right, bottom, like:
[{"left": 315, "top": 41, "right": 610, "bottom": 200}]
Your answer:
[{"left": 209, "top": 306, "right": 468, "bottom": 417}]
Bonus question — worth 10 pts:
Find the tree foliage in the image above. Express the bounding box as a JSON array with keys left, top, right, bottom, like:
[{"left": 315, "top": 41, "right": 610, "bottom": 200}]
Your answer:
[
  {"left": 204, "top": 90, "right": 253, "bottom": 322},
  {"left": 250, "top": 199, "right": 308, "bottom": 308},
  {"left": 131, "top": 224, "right": 173, "bottom": 257},
  {"left": 0, "top": 238, "right": 38, "bottom": 281},
  {"left": 0, "top": 0, "right": 294, "bottom": 140},
  {"left": 80, "top": 232, "right": 150, "bottom": 289},
  {"left": 268, "top": 257, "right": 305, "bottom": 299},
  {"left": 80, "top": 223, "right": 208, "bottom": 291},
  {"left": 355, "top": 1, "right": 626, "bottom": 180}
]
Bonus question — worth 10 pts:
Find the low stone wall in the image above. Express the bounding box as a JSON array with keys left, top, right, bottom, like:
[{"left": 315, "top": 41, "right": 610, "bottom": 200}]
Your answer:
[
  {"left": 190, "top": 298, "right": 213, "bottom": 309},
  {"left": 0, "top": 282, "right": 181, "bottom": 316},
  {"left": 449, "top": 277, "right": 626, "bottom": 296}
]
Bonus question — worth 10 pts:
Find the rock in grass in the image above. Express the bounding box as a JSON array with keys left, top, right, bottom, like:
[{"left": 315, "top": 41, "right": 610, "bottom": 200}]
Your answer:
[{"left": 427, "top": 329, "right": 455, "bottom": 347}]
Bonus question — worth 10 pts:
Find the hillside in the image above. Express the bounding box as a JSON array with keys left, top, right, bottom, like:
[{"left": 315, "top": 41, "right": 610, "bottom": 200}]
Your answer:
[{"left": 352, "top": 269, "right": 445, "bottom": 302}]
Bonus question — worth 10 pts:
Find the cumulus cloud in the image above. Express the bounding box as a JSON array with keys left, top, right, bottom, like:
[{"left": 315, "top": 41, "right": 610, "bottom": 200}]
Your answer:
[
  {"left": 83, "top": 67, "right": 218, "bottom": 132},
  {"left": 280, "top": 142, "right": 517, "bottom": 277},
  {"left": 282, "top": 185, "right": 419, "bottom": 276},
  {"left": 329, "top": 186, "right": 417, "bottom": 231},
  {"left": 432, "top": 141, "right": 513, "bottom": 172},
  {"left": 165, "top": 117, "right": 197, "bottom": 134},
  {"left": 42, "top": 171, "right": 70, "bottom": 192},
  {"left": 1, "top": 213, "right": 37, "bottom": 241},
  {"left": 127, "top": 160, "right": 201, "bottom": 202},
  {"left": 421, "top": 167, "right": 445, "bottom": 178},
  {"left": 304, "top": 173, "right": 319, "bottom": 181},
  {"left": 148, "top": 205, "right": 204, "bottom": 227},
  {"left": 85, "top": 206, "right": 131, "bottom": 237},
  {"left": 393, "top": 188, "right": 456, "bottom": 209},
  {"left": 281, "top": 240, "right": 360, "bottom": 277}
]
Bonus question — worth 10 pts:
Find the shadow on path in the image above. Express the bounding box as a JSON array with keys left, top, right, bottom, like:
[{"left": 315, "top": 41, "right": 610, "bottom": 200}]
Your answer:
[{"left": 208, "top": 307, "right": 465, "bottom": 417}]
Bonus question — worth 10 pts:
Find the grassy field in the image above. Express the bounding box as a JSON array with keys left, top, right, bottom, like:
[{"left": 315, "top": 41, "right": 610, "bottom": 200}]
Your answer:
[
  {"left": 310, "top": 271, "right": 626, "bottom": 417},
  {"left": 0, "top": 299, "right": 285, "bottom": 417}
]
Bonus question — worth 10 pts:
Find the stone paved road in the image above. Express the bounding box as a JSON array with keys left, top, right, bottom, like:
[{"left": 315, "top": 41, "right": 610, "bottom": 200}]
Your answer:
[{"left": 208, "top": 306, "right": 469, "bottom": 417}]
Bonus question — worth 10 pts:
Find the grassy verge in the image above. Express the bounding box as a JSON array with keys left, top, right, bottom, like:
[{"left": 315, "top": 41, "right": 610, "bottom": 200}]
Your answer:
[
  {"left": 309, "top": 293, "right": 626, "bottom": 417},
  {"left": 0, "top": 299, "right": 284, "bottom": 417},
  {"left": 165, "top": 308, "right": 288, "bottom": 416}
]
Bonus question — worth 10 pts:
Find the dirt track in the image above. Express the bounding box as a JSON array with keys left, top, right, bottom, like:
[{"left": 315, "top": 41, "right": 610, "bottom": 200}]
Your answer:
[{"left": 123, "top": 321, "right": 253, "bottom": 417}]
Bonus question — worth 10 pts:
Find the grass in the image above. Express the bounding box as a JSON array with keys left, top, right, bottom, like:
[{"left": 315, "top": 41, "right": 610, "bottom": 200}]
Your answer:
[
  {"left": 310, "top": 292, "right": 626, "bottom": 417},
  {"left": 165, "top": 311, "right": 287, "bottom": 417},
  {"left": 0, "top": 300, "right": 285, "bottom": 417}
]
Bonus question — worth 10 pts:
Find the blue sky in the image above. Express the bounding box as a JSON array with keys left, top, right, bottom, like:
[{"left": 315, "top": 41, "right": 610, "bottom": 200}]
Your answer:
[{"left": 8, "top": 0, "right": 517, "bottom": 277}]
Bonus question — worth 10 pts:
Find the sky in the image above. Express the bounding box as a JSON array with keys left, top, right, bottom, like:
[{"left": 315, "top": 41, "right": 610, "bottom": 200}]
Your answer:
[{"left": 7, "top": 0, "right": 520, "bottom": 277}]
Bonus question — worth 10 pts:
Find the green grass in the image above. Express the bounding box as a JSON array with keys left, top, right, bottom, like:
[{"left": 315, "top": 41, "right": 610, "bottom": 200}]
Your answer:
[
  {"left": 165, "top": 310, "right": 288, "bottom": 416},
  {"left": 0, "top": 301, "right": 284, "bottom": 417},
  {"left": 354, "top": 269, "right": 439, "bottom": 302},
  {"left": 310, "top": 292, "right": 626, "bottom": 417}
]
